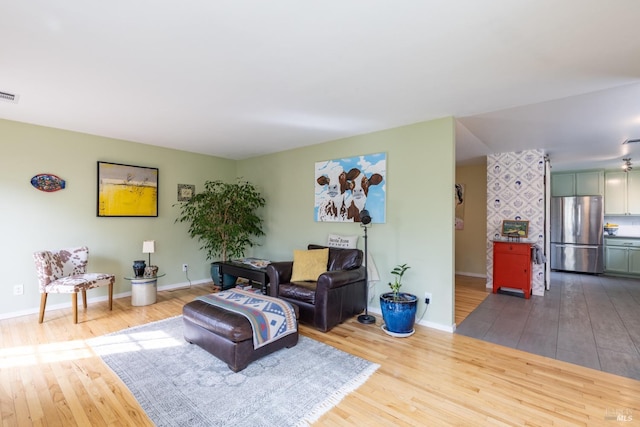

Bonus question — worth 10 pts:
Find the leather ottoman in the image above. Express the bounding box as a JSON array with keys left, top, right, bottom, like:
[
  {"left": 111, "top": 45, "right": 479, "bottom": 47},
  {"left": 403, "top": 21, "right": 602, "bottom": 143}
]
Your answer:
[{"left": 182, "top": 299, "right": 298, "bottom": 372}]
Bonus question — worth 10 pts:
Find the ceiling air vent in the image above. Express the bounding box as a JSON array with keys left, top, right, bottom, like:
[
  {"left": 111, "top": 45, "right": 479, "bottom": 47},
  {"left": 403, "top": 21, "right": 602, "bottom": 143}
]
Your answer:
[
  {"left": 0, "top": 91, "right": 19, "bottom": 104},
  {"left": 623, "top": 138, "right": 640, "bottom": 145}
]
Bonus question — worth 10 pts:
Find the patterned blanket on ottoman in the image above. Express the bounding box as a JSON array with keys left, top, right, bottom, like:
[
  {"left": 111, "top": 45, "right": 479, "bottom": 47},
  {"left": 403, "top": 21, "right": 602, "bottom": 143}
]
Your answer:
[{"left": 196, "top": 289, "right": 297, "bottom": 349}]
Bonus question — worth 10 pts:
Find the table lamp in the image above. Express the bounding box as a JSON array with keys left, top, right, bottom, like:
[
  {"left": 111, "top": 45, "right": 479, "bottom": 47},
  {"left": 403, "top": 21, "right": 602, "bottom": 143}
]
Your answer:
[
  {"left": 143, "top": 240, "right": 155, "bottom": 265},
  {"left": 142, "top": 240, "right": 158, "bottom": 277}
]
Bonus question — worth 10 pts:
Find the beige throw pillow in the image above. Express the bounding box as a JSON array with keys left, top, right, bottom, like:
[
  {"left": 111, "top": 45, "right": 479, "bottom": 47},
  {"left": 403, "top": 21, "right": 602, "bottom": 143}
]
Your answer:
[{"left": 290, "top": 248, "right": 329, "bottom": 282}]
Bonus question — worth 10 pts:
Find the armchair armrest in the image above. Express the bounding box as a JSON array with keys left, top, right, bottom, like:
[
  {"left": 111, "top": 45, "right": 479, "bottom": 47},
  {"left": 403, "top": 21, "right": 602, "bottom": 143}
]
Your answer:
[
  {"left": 316, "top": 267, "right": 366, "bottom": 292},
  {"left": 266, "top": 262, "right": 293, "bottom": 297}
]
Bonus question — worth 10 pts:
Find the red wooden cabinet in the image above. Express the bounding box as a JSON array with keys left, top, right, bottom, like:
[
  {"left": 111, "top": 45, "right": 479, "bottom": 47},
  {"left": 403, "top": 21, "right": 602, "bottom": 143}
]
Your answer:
[{"left": 492, "top": 241, "right": 532, "bottom": 298}]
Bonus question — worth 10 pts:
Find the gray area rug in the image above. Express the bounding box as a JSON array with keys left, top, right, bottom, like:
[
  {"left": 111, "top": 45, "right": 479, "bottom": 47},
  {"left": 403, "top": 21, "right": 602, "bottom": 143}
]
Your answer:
[{"left": 88, "top": 316, "right": 379, "bottom": 427}]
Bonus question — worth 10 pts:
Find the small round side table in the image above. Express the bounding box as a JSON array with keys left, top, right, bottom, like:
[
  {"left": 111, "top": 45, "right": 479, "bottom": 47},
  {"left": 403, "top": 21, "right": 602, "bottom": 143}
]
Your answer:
[{"left": 124, "top": 273, "right": 165, "bottom": 306}]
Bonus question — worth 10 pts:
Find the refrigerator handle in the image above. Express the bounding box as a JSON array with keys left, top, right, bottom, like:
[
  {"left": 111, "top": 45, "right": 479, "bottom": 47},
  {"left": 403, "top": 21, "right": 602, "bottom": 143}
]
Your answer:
[{"left": 553, "top": 244, "right": 598, "bottom": 249}]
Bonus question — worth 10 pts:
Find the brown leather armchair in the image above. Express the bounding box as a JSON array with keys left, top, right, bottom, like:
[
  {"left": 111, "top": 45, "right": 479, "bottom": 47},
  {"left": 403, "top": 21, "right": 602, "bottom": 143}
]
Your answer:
[{"left": 266, "top": 244, "right": 366, "bottom": 332}]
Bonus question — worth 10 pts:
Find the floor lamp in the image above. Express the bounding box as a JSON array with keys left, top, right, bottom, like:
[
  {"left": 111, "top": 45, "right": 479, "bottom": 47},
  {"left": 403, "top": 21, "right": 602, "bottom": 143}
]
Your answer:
[{"left": 357, "top": 209, "right": 375, "bottom": 324}]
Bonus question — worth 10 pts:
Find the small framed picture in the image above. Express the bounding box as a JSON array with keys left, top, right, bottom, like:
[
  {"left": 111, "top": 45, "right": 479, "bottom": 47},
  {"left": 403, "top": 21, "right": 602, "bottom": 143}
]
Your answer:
[
  {"left": 501, "top": 220, "right": 529, "bottom": 238},
  {"left": 177, "top": 184, "right": 195, "bottom": 202}
]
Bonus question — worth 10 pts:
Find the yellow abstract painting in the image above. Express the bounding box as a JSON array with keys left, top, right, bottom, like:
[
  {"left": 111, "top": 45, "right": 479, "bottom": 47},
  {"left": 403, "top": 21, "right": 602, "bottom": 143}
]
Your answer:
[{"left": 97, "top": 162, "right": 158, "bottom": 217}]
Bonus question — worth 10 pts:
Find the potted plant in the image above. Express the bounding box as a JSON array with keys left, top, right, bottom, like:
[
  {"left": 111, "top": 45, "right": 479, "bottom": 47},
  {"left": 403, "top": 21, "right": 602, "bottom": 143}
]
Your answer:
[
  {"left": 175, "top": 179, "right": 266, "bottom": 287},
  {"left": 380, "top": 263, "right": 418, "bottom": 336}
]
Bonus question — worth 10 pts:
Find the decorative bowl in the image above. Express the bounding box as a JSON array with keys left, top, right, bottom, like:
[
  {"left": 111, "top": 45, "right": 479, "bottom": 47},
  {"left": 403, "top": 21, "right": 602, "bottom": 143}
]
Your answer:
[{"left": 604, "top": 227, "right": 619, "bottom": 236}]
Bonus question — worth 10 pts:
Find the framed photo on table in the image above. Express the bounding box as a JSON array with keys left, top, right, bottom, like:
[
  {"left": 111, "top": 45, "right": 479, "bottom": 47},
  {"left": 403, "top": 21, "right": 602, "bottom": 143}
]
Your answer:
[{"left": 501, "top": 220, "right": 529, "bottom": 238}]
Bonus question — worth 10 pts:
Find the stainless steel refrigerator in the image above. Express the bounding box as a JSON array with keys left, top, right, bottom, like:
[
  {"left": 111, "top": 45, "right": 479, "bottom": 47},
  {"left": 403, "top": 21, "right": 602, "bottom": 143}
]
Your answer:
[{"left": 550, "top": 196, "right": 604, "bottom": 274}]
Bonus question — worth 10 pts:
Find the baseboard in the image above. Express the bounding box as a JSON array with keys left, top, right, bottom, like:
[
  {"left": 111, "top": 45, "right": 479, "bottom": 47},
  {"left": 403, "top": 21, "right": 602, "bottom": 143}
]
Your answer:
[
  {"left": 0, "top": 307, "right": 42, "bottom": 321},
  {"left": 0, "top": 279, "right": 212, "bottom": 321},
  {"left": 158, "top": 278, "right": 211, "bottom": 291},
  {"left": 367, "top": 307, "right": 455, "bottom": 333},
  {"left": 455, "top": 271, "right": 487, "bottom": 278},
  {"left": 0, "top": 292, "right": 131, "bottom": 321},
  {"left": 416, "top": 318, "right": 456, "bottom": 333}
]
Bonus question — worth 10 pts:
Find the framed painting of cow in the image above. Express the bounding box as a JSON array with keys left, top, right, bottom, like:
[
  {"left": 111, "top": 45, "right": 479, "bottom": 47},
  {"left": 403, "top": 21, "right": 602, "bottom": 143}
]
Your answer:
[{"left": 314, "top": 152, "right": 386, "bottom": 223}]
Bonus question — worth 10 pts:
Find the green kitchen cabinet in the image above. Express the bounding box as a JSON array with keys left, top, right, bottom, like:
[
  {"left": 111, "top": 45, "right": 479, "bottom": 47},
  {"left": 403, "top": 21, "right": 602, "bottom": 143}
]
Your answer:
[
  {"left": 604, "top": 238, "right": 640, "bottom": 275},
  {"left": 551, "top": 173, "right": 575, "bottom": 196},
  {"left": 629, "top": 247, "right": 640, "bottom": 274},
  {"left": 575, "top": 171, "right": 604, "bottom": 196},
  {"left": 605, "top": 245, "right": 629, "bottom": 273},
  {"left": 551, "top": 171, "right": 603, "bottom": 197},
  {"left": 627, "top": 172, "right": 640, "bottom": 214},
  {"left": 604, "top": 171, "right": 640, "bottom": 215}
]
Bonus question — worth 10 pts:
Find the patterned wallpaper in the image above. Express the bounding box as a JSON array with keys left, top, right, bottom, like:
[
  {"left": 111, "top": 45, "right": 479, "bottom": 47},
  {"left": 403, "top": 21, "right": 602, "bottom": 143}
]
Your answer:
[{"left": 486, "top": 149, "right": 546, "bottom": 296}]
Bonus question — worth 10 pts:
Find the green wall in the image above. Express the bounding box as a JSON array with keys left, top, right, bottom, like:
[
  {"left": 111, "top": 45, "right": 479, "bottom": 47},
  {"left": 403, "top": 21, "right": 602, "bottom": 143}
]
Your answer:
[
  {"left": 240, "top": 117, "right": 456, "bottom": 329},
  {"left": 1, "top": 118, "right": 235, "bottom": 318},
  {"left": 2, "top": 116, "right": 456, "bottom": 330}
]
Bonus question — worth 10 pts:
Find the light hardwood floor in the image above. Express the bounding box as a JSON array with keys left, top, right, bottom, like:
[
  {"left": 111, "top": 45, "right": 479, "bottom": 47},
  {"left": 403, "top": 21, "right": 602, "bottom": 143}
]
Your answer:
[
  {"left": 1, "top": 282, "right": 639, "bottom": 426},
  {"left": 453, "top": 274, "right": 490, "bottom": 325}
]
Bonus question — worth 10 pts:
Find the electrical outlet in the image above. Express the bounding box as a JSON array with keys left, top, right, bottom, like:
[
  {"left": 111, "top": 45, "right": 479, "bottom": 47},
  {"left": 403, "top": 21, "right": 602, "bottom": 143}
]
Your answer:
[
  {"left": 424, "top": 292, "right": 432, "bottom": 305},
  {"left": 13, "top": 284, "right": 24, "bottom": 295},
  {"left": 182, "top": 264, "right": 188, "bottom": 272}
]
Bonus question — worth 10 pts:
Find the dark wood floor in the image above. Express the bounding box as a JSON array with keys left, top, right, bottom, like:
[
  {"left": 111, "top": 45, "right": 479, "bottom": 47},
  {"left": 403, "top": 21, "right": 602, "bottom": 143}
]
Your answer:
[{"left": 456, "top": 271, "right": 640, "bottom": 381}]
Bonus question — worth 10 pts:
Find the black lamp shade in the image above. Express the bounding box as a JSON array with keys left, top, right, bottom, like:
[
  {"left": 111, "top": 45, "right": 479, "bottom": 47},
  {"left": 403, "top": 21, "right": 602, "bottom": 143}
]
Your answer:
[{"left": 360, "top": 209, "right": 372, "bottom": 225}]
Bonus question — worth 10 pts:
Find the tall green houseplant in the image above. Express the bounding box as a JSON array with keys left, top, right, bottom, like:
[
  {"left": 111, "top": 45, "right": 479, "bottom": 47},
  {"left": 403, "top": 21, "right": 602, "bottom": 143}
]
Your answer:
[{"left": 176, "top": 179, "right": 266, "bottom": 270}]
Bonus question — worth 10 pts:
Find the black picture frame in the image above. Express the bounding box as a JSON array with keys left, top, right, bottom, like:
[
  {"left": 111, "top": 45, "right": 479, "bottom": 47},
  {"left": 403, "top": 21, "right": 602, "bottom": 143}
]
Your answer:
[
  {"left": 97, "top": 161, "right": 159, "bottom": 217},
  {"left": 177, "top": 184, "right": 195, "bottom": 202}
]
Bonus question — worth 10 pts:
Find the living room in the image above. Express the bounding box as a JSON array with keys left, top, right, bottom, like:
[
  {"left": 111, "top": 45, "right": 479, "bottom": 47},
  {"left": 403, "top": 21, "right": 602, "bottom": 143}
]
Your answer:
[
  {"left": 1, "top": 116, "right": 456, "bottom": 330},
  {"left": 5, "top": 129, "right": 638, "bottom": 426},
  {"left": 3, "top": 1, "right": 640, "bottom": 424}
]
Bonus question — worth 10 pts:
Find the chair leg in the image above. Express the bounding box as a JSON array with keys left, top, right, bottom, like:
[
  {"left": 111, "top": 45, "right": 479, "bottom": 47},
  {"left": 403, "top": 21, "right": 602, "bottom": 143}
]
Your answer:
[
  {"left": 108, "top": 283, "right": 113, "bottom": 311},
  {"left": 38, "top": 294, "right": 48, "bottom": 324},
  {"left": 72, "top": 293, "right": 78, "bottom": 324},
  {"left": 82, "top": 289, "right": 87, "bottom": 308}
]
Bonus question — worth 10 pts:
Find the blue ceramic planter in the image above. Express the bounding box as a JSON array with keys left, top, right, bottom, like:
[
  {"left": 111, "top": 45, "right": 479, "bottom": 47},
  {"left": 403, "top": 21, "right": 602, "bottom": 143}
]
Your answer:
[
  {"left": 210, "top": 263, "right": 238, "bottom": 289},
  {"left": 380, "top": 292, "right": 418, "bottom": 334}
]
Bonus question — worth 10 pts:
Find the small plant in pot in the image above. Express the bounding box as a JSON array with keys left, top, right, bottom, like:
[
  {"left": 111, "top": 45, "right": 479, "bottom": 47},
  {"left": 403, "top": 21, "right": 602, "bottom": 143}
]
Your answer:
[
  {"left": 175, "top": 179, "right": 266, "bottom": 288},
  {"left": 380, "top": 263, "right": 418, "bottom": 337}
]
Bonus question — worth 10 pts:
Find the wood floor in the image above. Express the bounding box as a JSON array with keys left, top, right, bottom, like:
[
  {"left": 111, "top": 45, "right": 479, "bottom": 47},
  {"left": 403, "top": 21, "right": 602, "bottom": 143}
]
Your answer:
[
  {"left": 453, "top": 274, "right": 491, "bottom": 325},
  {"left": 1, "top": 282, "right": 639, "bottom": 426}
]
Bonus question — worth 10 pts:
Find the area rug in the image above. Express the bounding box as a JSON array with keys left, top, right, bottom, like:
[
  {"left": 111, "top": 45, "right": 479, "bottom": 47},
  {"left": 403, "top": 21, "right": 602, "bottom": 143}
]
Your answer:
[{"left": 88, "top": 316, "right": 379, "bottom": 427}]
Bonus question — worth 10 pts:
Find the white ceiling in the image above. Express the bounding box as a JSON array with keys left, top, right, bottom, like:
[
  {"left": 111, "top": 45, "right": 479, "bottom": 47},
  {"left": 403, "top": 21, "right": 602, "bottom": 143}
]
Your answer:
[
  {"left": 1, "top": 1, "right": 640, "bottom": 172},
  {"left": 456, "top": 83, "right": 640, "bottom": 171}
]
